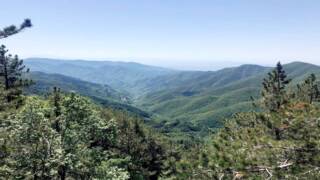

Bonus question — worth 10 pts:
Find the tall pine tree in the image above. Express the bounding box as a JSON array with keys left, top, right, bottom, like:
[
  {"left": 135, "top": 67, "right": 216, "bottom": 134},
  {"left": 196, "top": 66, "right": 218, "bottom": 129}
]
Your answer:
[
  {"left": 261, "top": 62, "right": 291, "bottom": 112},
  {"left": 297, "top": 73, "right": 320, "bottom": 104},
  {"left": 0, "top": 45, "right": 31, "bottom": 104},
  {"left": 0, "top": 19, "right": 32, "bottom": 106}
]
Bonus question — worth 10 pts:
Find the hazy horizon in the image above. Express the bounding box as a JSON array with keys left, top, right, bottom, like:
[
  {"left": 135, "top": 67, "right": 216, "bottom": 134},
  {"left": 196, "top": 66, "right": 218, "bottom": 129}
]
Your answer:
[
  {"left": 1, "top": 0, "right": 320, "bottom": 70},
  {"left": 25, "top": 56, "right": 319, "bottom": 71}
]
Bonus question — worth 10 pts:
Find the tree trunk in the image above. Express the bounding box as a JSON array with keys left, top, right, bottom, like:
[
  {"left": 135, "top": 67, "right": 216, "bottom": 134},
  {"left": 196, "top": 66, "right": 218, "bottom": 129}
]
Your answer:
[
  {"left": 3, "top": 59, "right": 10, "bottom": 102},
  {"left": 59, "top": 166, "right": 66, "bottom": 180},
  {"left": 275, "top": 128, "right": 281, "bottom": 140}
]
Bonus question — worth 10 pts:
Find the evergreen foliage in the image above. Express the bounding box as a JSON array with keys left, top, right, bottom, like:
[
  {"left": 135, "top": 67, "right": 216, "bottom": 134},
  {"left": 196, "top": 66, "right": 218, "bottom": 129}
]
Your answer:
[
  {"left": 297, "top": 73, "right": 320, "bottom": 104},
  {"left": 260, "top": 62, "right": 291, "bottom": 112},
  {"left": 0, "top": 19, "right": 32, "bottom": 39},
  {"left": 0, "top": 45, "right": 31, "bottom": 105},
  {"left": 0, "top": 91, "right": 174, "bottom": 179}
]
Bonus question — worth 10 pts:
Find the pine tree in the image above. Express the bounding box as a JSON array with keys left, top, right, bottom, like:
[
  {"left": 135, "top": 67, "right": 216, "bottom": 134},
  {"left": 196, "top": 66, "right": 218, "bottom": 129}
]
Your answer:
[
  {"left": 296, "top": 74, "right": 320, "bottom": 104},
  {"left": 0, "top": 45, "right": 31, "bottom": 104},
  {"left": 115, "top": 114, "right": 168, "bottom": 179},
  {"left": 0, "top": 19, "right": 32, "bottom": 39},
  {"left": 0, "top": 19, "right": 33, "bottom": 178},
  {"left": 50, "top": 87, "right": 62, "bottom": 133},
  {"left": 261, "top": 62, "right": 291, "bottom": 112}
]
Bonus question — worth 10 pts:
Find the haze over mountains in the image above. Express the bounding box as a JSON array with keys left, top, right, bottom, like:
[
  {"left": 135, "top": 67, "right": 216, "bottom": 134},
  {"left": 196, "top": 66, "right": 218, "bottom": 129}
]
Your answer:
[
  {"left": 25, "top": 58, "right": 320, "bottom": 134},
  {"left": 26, "top": 58, "right": 175, "bottom": 94}
]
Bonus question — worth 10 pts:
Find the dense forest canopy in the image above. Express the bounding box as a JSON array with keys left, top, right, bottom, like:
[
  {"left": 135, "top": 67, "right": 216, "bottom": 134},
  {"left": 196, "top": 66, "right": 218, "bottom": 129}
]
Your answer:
[{"left": 1, "top": 20, "right": 320, "bottom": 179}]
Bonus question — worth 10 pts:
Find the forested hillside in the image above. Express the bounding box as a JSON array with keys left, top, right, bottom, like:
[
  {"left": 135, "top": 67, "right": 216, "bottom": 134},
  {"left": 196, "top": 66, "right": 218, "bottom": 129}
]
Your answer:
[
  {"left": 27, "top": 71, "right": 151, "bottom": 120},
  {"left": 28, "top": 71, "right": 129, "bottom": 103},
  {"left": 138, "top": 62, "right": 320, "bottom": 134},
  {"left": 26, "top": 58, "right": 320, "bottom": 135}
]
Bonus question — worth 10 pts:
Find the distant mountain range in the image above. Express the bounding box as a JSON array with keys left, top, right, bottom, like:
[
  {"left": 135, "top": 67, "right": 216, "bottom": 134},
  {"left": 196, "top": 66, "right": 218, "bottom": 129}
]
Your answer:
[
  {"left": 25, "top": 58, "right": 175, "bottom": 95},
  {"left": 25, "top": 58, "right": 320, "bottom": 134}
]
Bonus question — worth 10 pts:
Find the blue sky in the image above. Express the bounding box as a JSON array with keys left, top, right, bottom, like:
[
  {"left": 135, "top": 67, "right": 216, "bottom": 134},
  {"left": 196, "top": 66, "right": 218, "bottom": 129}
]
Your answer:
[{"left": 1, "top": 0, "right": 320, "bottom": 70}]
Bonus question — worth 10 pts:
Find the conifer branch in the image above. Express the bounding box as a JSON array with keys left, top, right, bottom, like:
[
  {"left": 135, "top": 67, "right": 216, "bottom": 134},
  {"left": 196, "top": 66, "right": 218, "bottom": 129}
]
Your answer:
[{"left": 0, "top": 19, "right": 32, "bottom": 39}]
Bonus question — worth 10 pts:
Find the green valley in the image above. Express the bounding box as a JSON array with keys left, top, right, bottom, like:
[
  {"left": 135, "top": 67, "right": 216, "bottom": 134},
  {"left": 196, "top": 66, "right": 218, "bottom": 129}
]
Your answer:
[{"left": 25, "top": 59, "right": 320, "bottom": 135}]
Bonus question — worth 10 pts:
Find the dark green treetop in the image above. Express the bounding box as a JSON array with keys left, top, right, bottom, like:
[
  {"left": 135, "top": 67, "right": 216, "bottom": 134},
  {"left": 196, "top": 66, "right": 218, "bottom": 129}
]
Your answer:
[{"left": 261, "top": 62, "right": 291, "bottom": 112}]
